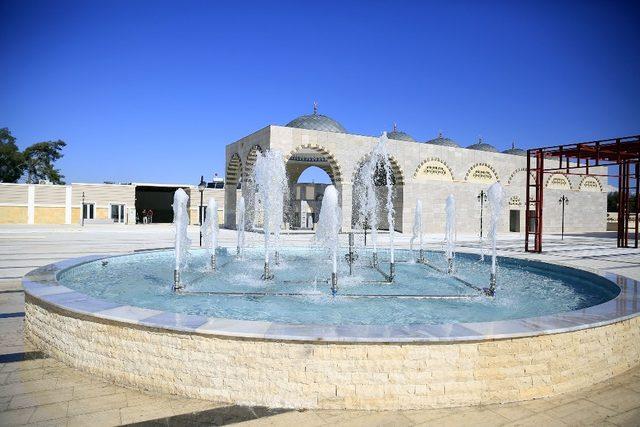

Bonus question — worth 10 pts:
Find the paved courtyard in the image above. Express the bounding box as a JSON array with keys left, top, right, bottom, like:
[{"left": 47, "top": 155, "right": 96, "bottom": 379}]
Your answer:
[{"left": 1, "top": 225, "right": 640, "bottom": 426}]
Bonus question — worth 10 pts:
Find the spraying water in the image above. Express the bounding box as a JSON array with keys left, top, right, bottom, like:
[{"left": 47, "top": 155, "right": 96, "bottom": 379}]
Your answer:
[
  {"left": 410, "top": 200, "right": 423, "bottom": 262},
  {"left": 172, "top": 188, "right": 190, "bottom": 290},
  {"left": 487, "top": 182, "right": 504, "bottom": 276},
  {"left": 354, "top": 133, "right": 395, "bottom": 274},
  {"left": 202, "top": 197, "right": 219, "bottom": 270},
  {"left": 252, "top": 150, "right": 288, "bottom": 279},
  {"left": 315, "top": 185, "right": 341, "bottom": 294},
  {"left": 236, "top": 196, "right": 246, "bottom": 259},
  {"left": 444, "top": 194, "right": 456, "bottom": 273}
]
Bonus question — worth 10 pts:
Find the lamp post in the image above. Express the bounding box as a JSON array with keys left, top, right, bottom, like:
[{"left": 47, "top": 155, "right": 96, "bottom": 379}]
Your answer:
[
  {"left": 477, "top": 190, "right": 488, "bottom": 239},
  {"left": 558, "top": 195, "right": 569, "bottom": 240},
  {"left": 198, "top": 176, "right": 206, "bottom": 247},
  {"left": 81, "top": 192, "right": 85, "bottom": 227}
]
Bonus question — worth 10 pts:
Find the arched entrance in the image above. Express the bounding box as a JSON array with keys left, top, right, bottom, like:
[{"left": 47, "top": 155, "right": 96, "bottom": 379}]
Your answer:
[
  {"left": 284, "top": 145, "right": 343, "bottom": 230},
  {"left": 351, "top": 154, "right": 405, "bottom": 232},
  {"left": 223, "top": 153, "right": 242, "bottom": 228}
]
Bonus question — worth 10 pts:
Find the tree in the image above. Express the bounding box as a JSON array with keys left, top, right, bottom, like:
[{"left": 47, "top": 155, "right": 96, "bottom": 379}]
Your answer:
[
  {"left": 0, "top": 128, "right": 24, "bottom": 183},
  {"left": 23, "top": 140, "right": 67, "bottom": 184}
]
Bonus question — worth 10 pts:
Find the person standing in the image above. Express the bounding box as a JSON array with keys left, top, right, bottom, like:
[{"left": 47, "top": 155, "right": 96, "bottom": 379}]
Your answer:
[
  {"left": 148, "top": 209, "right": 154, "bottom": 224},
  {"left": 142, "top": 209, "right": 148, "bottom": 224}
]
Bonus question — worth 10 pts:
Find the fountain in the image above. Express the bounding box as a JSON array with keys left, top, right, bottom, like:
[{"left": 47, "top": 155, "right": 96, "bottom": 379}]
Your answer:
[
  {"left": 236, "top": 195, "right": 246, "bottom": 259},
  {"left": 252, "top": 150, "right": 288, "bottom": 280},
  {"left": 354, "top": 133, "right": 396, "bottom": 280},
  {"left": 485, "top": 182, "right": 504, "bottom": 296},
  {"left": 315, "top": 185, "right": 341, "bottom": 295},
  {"left": 410, "top": 200, "right": 424, "bottom": 263},
  {"left": 172, "top": 188, "right": 190, "bottom": 291},
  {"left": 444, "top": 194, "right": 456, "bottom": 274},
  {"left": 202, "top": 198, "right": 219, "bottom": 270},
  {"left": 25, "top": 137, "right": 631, "bottom": 412}
]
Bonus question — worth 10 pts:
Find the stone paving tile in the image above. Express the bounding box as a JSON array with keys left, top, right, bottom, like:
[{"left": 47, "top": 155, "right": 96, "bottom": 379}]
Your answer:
[
  {"left": 0, "top": 379, "right": 62, "bottom": 399},
  {"left": 67, "top": 392, "right": 127, "bottom": 417},
  {"left": 119, "top": 401, "right": 181, "bottom": 424},
  {"left": 66, "top": 408, "right": 121, "bottom": 427},
  {"left": 8, "top": 387, "right": 74, "bottom": 410},
  {"left": 606, "top": 407, "right": 640, "bottom": 426},
  {"left": 585, "top": 385, "right": 640, "bottom": 413},
  {"left": 330, "top": 411, "right": 414, "bottom": 427},
  {"left": 27, "top": 401, "right": 68, "bottom": 423},
  {"left": 0, "top": 406, "right": 36, "bottom": 425},
  {"left": 487, "top": 403, "right": 537, "bottom": 421},
  {"left": 417, "top": 408, "right": 510, "bottom": 427},
  {"left": 502, "top": 411, "right": 569, "bottom": 426},
  {"left": 234, "top": 410, "right": 326, "bottom": 426}
]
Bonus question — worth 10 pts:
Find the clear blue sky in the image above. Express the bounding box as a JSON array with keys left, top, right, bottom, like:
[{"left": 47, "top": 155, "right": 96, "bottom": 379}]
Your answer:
[{"left": 1, "top": 0, "right": 639, "bottom": 185}]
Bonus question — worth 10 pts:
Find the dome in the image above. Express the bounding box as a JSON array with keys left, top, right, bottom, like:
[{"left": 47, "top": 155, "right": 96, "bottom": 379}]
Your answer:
[
  {"left": 387, "top": 123, "right": 416, "bottom": 142},
  {"left": 285, "top": 103, "right": 347, "bottom": 133},
  {"left": 467, "top": 138, "right": 498, "bottom": 153},
  {"left": 502, "top": 142, "right": 526, "bottom": 156},
  {"left": 424, "top": 132, "right": 460, "bottom": 148}
]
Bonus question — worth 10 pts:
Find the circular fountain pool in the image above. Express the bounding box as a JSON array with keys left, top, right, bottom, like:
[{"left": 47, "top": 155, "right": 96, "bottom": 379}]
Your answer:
[
  {"left": 23, "top": 248, "right": 640, "bottom": 410},
  {"left": 56, "top": 248, "right": 618, "bottom": 326}
]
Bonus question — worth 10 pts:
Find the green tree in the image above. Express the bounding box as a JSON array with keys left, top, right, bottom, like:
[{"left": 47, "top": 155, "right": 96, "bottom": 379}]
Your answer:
[
  {"left": 23, "top": 140, "right": 67, "bottom": 184},
  {"left": 0, "top": 128, "right": 24, "bottom": 183}
]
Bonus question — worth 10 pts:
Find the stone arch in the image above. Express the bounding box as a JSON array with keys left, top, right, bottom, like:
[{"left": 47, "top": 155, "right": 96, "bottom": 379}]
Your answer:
[
  {"left": 225, "top": 153, "right": 243, "bottom": 187},
  {"left": 243, "top": 145, "right": 264, "bottom": 182},
  {"left": 578, "top": 176, "right": 603, "bottom": 192},
  {"left": 284, "top": 144, "right": 343, "bottom": 185},
  {"left": 413, "top": 157, "right": 454, "bottom": 181},
  {"left": 546, "top": 173, "right": 571, "bottom": 190},
  {"left": 507, "top": 168, "right": 532, "bottom": 185},
  {"left": 351, "top": 153, "right": 405, "bottom": 232},
  {"left": 224, "top": 153, "right": 243, "bottom": 229},
  {"left": 352, "top": 153, "right": 405, "bottom": 186},
  {"left": 465, "top": 163, "right": 499, "bottom": 183}
]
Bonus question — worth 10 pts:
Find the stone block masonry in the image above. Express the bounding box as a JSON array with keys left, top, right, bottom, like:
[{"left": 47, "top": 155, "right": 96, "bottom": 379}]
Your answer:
[{"left": 25, "top": 296, "right": 640, "bottom": 410}]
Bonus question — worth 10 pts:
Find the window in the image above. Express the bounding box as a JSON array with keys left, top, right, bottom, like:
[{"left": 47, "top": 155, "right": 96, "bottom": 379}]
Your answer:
[{"left": 83, "top": 203, "right": 95, "bottom": 220}]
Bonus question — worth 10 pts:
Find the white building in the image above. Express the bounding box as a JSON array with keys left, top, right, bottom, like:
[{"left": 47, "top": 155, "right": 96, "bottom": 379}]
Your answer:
[{"left": 224, "top": 107, "right": 607, "bottom": 234}]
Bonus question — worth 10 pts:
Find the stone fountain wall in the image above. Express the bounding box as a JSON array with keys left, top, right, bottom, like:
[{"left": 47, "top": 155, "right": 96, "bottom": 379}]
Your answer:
[{"left": 25, "top": 296, "right": 640, "bottom": 410}]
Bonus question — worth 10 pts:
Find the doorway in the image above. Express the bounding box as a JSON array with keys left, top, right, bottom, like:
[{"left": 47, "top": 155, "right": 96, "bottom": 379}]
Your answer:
[
  {"left": 509, "top": 209, "right": 521, "bottom": 232},
  {"left": 110, "top": 204, "right": 126, "bottom": 223}
]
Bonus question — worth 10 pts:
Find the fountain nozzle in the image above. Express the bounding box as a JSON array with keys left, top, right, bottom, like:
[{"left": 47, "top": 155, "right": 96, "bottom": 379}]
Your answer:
[
  {"left": 484, "top": 272, "right": 497, "bottom": 297},
  {"left": 372, "top": 252, "right": 378, "bottom": 268},
  {"left": 275, "top": 251, "right": 280, "bottom": 265},
  {"left": 331, "top": 272, "right": 338, "bottom": 296},
  {"left": 210, "top": 253, "right": 217, "bottom": 271},
  {"left": 447, "top": 257, "right": 453, "bottom": 274},
  {"left": 418, "top": 249, "right": 424, "bottom": 263},
  {"left": 262, "top": 261, "right": 274, "bottom": 280},
  {"left": 389, "top": 262, "right": 395, "bottom": 282},
  {"left": 172, "top": 269, "right": 184, "bottom": 292}
]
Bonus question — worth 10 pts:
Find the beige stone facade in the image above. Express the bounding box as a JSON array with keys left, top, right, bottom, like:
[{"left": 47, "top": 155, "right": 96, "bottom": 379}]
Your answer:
[
  {"left": 25, "top": 296, "right": 640, "bottom": 410},
  {"left": 224, "top": 126, "right": 608, "bottom": 234},
  {"left": 0, "top": 183, "right": 225, "bottom": 226}
]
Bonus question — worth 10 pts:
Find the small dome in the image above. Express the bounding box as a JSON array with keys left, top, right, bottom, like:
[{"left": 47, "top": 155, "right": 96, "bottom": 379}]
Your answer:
[
  {"left": 387, "top": 123, "right": 416, "bottom": 142},
  {"left": 502, "top": 142, "right": 526, "bottom": 156},
  {"left": 467, "top": 138, "right": 498, "bottom": 153},
  {"left": 285, "top": 103, "right": 347, "bottom": 133},
  {"left": 424, "top": 132, "right": 460, "bottom": 148}
]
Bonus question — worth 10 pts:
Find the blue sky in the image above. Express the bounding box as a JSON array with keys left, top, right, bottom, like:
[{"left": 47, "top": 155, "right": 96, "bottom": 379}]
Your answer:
[{"left": 1, "top": 0, "right": 639, "bottom": 185}]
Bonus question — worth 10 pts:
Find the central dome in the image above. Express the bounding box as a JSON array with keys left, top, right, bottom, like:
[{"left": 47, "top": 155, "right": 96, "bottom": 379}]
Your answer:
[{"left": 286, "top": 104, "right": 347, "bottom": 133}]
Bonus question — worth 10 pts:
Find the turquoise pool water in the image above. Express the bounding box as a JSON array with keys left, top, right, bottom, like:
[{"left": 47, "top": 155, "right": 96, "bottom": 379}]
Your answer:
[{"left": 57, "top": 248, "right": 619, "bottom": 326}]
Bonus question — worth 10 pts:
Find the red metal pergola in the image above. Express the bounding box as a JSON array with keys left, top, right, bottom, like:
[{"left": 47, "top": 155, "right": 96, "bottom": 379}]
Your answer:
[{"left": 525, "top": 135, "right": 640, "bottom": 253}]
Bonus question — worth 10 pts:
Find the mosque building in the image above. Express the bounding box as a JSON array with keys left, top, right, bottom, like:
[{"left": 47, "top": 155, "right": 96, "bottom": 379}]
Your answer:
[{"left": 224, "top": 105, "right": 607, "bottom": 235}]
